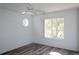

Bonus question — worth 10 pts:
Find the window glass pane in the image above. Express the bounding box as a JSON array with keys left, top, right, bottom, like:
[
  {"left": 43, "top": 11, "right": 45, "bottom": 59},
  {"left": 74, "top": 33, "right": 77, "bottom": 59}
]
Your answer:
[
  {"left": 57, "top": 18, "right": 64, "bottom": 39},
  {"left": 45, "top": 19, "right": 52, "bottom": 29},
  {"left": 44, "top": 18, "right": 64, "bottom": 39},
  {"left": 45, "top": 19, "right": 52, "bottom": 38},
  {"left": 52, "top": 19, "right": 57, "bottom": 37}
]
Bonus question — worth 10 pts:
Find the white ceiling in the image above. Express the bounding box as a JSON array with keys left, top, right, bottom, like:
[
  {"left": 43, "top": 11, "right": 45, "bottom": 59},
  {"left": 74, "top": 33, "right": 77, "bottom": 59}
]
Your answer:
[
  {"left": 31, "top": 3, "right": 79, "bottom": 12},
  {"left": 0, "top": 3, "right": 79, "bottom": 14}
]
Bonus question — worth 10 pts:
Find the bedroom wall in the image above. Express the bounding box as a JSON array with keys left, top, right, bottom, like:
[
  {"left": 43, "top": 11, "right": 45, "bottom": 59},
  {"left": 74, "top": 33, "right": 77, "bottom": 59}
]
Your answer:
[
  {"left": 33, "top": 8, "right": 79, "bottom": 51},
  {"left": 77, "top": 8, "right": 79, "bottom": 51},
  {"left": 0, "top": 8, "right": 33, "bottom": 54}
]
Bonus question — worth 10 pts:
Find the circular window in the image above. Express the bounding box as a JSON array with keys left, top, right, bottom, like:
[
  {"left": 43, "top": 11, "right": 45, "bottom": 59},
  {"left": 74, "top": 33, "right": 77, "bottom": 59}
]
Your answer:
[{"left": 23, "top": 18, "right": 29, "bottom": 27}]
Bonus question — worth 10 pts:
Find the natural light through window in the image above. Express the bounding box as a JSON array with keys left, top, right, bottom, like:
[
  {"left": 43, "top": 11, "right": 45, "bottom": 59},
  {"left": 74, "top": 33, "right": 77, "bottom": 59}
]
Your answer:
[{"left": 44, "top": 18, "right": 64, "bottom": 39}]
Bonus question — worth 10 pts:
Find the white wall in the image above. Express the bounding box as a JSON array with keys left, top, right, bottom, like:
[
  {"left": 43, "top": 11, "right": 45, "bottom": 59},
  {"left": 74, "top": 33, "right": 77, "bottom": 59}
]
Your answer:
[
  {"left": 77, "top": 8, "right": 79, "bottom": 51},
  {"left": 0, "top": 8, "right": 33, "bottom": 54},
  {"left": 33, "top": 8, "right": 79, "bottom": 51}
]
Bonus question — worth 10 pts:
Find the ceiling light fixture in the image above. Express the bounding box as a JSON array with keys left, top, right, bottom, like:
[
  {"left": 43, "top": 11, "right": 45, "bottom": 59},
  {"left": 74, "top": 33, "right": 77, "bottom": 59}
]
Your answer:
[
  {"left": 21, "top": 11, "right": 26, "bottom": 14},
  {"left": 21, "top": 3, "right": 45, "bottom": 15}
]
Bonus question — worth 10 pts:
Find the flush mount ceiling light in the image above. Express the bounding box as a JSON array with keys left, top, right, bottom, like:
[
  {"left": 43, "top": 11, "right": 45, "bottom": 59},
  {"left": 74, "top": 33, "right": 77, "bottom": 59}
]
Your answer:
[
  {"left": 21, "top": 11, "right": 26, "bottom": 14},
  {"left": 21, "top": 3, "right": 46, "bottom": 15},
  {"left": 23, "top": 18, "right": 29, "bottom": 27},
  {"left": 21, "top": 11, "right": 34, "bottom": 15}
]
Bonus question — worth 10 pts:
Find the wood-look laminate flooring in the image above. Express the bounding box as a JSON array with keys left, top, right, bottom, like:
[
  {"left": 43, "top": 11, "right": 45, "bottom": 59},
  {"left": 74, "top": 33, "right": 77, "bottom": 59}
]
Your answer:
[{"left": 2, "top": 43, "right": 79, "bottom": 55}]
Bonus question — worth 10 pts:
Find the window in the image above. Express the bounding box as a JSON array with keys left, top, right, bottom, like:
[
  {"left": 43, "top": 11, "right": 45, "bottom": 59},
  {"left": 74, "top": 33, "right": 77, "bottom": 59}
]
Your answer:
[{"left": 44, "top": 18, "right": 64, "bottom": 39}]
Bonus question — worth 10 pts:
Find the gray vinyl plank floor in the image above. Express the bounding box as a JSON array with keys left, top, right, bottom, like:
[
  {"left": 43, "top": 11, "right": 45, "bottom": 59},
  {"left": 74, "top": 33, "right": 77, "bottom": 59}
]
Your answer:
[{"left": 2, "top": 43, "right": 79, "bottom": 55}]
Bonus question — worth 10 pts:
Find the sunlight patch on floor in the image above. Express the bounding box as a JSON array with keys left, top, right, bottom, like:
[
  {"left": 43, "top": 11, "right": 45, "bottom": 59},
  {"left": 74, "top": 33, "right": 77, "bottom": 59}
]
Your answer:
[{"left": 49, "top": 52, "right": 62, "bottom": 55}]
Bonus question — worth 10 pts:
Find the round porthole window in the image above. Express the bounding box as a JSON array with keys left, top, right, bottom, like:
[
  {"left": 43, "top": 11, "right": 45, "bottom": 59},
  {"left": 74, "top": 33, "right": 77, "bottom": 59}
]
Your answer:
[{"left": 23, "top": 18, "right": 29, "bottom": 27}]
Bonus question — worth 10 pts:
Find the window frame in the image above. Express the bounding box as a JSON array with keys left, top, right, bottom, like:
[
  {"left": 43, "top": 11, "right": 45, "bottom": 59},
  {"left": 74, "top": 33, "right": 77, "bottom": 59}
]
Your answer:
[{"left": 44, "top": 17, "right": 64, "bottom": 40}]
